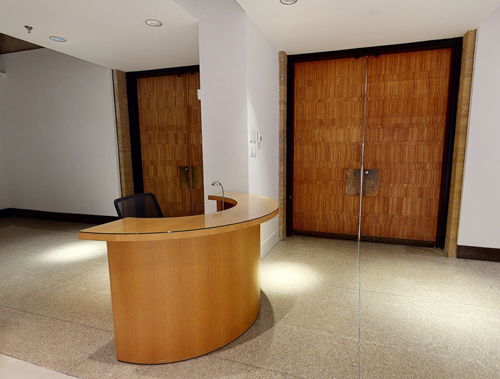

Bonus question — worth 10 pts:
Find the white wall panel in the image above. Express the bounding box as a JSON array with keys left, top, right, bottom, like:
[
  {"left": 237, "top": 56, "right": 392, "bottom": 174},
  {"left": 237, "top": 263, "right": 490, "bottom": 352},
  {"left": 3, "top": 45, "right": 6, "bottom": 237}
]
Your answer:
[
  {"left": 458, "top": 7, "right": 500, "bottom": 248},
  {"left": 0, "top": 49, "right": 120, "bottom": 216}
]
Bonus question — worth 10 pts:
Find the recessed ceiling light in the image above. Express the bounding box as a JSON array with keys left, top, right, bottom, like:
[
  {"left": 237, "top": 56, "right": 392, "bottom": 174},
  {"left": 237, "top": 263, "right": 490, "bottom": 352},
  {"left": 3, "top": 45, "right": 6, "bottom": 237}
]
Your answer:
[
  {"left": 145, "top": 19, "right": 162, "bottom": 27},
  {"left": 49, "top": 36, "right": 66, "bottom": 42},
  {"left": 369, "top": 10, "right": 381, "bottom": 16},
  {"left": 280, "top": 0, "right": 297, "bottom": 4}
]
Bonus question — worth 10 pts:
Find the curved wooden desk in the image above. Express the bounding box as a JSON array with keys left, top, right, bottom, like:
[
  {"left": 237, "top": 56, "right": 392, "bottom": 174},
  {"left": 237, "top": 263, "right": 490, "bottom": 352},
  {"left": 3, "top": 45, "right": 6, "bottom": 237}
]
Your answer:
[{"left": 79, "top": 192, "right": 278, "bottom": 364}]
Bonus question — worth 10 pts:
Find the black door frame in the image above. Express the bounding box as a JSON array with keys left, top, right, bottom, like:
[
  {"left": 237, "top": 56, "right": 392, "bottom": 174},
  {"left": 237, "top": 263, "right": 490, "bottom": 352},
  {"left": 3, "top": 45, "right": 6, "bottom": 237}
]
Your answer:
[
  {"left": 286, "top": 38, "right": 463, "bottom": 248},
  {"left": 126, "top": 65, "right": 200, "bottom": 194}
]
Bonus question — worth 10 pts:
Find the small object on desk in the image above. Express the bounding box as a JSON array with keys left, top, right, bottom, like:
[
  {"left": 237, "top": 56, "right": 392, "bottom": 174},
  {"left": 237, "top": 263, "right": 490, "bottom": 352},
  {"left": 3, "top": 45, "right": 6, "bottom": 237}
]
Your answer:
[{"left": 211, "top": 181, "right": 225, "bottom": 211}]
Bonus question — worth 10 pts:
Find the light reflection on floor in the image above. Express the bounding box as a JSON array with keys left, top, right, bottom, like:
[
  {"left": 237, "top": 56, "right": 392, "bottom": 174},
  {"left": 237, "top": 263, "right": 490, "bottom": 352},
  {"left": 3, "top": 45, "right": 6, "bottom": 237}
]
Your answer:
[{"left": 36, "top": 243, "right": 105, "bottom": 264}]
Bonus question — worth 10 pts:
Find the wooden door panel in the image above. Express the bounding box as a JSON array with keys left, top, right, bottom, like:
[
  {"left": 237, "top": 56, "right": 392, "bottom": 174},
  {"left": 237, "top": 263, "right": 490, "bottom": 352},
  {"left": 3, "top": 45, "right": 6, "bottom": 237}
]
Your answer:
[
  {"left": 293, "top": 58, "right": 366, "bottom": 235},
  {"left": 137, "top": 75, "right": 192, "bottom": 217},
  {"left": 362, "top": 49, "right": 452, "bottom": 242},
  {"left": 186, "top": 72, "right": 204, "bottom": 215}
]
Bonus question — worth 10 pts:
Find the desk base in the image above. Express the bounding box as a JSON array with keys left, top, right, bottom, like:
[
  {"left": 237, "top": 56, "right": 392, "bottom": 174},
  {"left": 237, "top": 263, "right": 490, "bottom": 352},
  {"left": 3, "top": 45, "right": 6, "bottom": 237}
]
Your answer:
[{"left": 107, "top": 225, "right": 260, "bottom": 364}]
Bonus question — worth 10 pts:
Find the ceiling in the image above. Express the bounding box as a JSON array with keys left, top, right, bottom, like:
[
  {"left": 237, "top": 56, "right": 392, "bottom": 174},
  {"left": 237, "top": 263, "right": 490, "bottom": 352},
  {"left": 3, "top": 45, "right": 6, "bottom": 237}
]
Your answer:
[
  {"left": 0, "top": 0, "right": 499, "bottom": 72},
  {"left": 0, "top": 0, "right": 199, "bottom": 72},
  {"left": 236, "top": 0, "right": 500, "bottom": 55}
]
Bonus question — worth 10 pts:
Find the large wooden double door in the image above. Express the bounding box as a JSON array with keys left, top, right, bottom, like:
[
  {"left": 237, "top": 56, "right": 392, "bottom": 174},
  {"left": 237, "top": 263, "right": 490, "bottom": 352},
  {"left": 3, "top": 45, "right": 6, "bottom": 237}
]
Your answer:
[
  {"left": 293, "top": 48, "right": 453, "bottom": 245},
  {"left": 134, "top": 71, "right": 204, "bottom": 217}
]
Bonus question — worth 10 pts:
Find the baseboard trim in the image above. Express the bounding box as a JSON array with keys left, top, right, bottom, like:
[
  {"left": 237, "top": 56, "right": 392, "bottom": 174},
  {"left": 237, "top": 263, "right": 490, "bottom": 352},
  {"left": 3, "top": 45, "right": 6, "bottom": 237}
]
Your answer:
[
  {"left": 293, "top": 230, "right": 435, "bottom": 247},
  {"left": 0, "top": 208, "right": 118, "bottom": 225},
  {"left": 360, "top": 235, "right": 435, "bottom": 248},
  {"left": 293, "top": 230, "right": 358, "bottom": 241},
  {"left": 0, "top": 208, "right": 15, "bottom": 218},
  {"left": 261, "top": 230, "right": 280, "bottom": 259},
  {"left": 457, "top": 245, "right": 500, "bottom": 262}
]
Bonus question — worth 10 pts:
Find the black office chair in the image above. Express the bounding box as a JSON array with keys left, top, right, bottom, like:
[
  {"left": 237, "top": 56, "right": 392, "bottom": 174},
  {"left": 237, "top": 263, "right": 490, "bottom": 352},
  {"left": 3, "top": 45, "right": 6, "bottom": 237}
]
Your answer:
[{"left": 114, "top": 193, "right": 164, "bottom": 219}]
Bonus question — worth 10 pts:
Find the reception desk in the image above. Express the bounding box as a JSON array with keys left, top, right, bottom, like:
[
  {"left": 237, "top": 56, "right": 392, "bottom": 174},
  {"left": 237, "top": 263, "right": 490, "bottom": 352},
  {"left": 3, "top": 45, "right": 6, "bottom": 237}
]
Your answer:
[{"left": 78, "top": 192, "right": 278, "bottom": 364}]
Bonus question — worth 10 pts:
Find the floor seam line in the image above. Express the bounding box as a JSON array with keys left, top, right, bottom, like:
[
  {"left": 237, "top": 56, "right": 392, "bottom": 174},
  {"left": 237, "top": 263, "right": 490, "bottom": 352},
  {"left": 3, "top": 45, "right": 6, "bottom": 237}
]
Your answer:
[
  {"left": 358, "top": 288, "right": 500, "bottom": 309},
  {"left": 1, "top": 305, "right": 114, "bottom": 333},
  {"left": 465, "top": 259, "right": 500, "bottom": 298},
  {"left": 215, "top": 356, "right": 306, "bottom": 378}
]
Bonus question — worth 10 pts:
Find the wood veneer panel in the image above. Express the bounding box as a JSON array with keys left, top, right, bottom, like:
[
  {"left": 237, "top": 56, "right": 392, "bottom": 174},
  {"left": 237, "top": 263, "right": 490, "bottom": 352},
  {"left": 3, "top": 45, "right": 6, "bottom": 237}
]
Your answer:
[
  {"left": 79, "top": 192, "right": 278, "bottom": 242},
  {"left": 293, "top": 58, "right": 366, "bottom": 235},
  {"left": 137, "top": 75, "right": 191, "bottom": 217},
  {"left": 186, "top": 72, "right": 204, "bottom": 215},
  {"left": 362, "top": 49, "right": 452, "bottom": 242},
  {"left": 107, "top": 226, "right": 260, "bottom": 364}
]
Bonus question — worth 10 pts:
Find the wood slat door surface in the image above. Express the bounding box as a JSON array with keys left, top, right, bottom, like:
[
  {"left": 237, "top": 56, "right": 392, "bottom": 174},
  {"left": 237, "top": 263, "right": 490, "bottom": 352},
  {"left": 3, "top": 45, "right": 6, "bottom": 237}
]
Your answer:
[
  {"left": 361, "top": 49, "right": 452, "bottom": 242},
  {"left": 293, "top": 58, "right": 366, "bottom": 236},
  {"left": 186, "top": 72, "right": 204, "bottom": 215},
  {"left": 137, "top": 74, "right": 203, "bottom": 217}
]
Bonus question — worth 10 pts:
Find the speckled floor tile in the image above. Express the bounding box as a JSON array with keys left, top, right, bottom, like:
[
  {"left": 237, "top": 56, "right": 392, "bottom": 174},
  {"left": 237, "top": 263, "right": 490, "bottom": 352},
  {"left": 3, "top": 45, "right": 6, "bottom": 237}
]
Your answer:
[
  {"left": 466, "top": 259, "right": 500, "bottom": 296},
  {"left": 257, "top": 277, "right": 307, "bottom": 327},
  {"left": 0, "top": 247, "right": 36, "bottom": 264},
  {"left": 0, "top": 307, "right": 113, "bottom": 374},
  {"left": 214, "top": 324, "right": 359, "bottom": 379},
  {"left": 11, "top": 265, "right": 113, "bottom": 331},
  {"left": 360, "top": 291, "right": 500, "bottom": 378},
  {"left": 260, "top": 277, "right": 359, "bottom": 337},
  {"left": 68, "top": 340, "right": 149, "bottom": 379},
  {"left": 0, "top": 224, "right": 106, "bottom": 253},
  {"left": 142, "top": 355, "right": 299, "bottom": 379},
  {"left": 0, "top": 247, "right": 107, "bottom": 305},
  {"left": 3, "top": 219, "right": 500, "bottom": 379},
  {"left": 359, "top": 244, "right": 500, "bottom": 308},
  {"left": 262, "top": 237, "right": 360, "bottom": 289},
  {"left": 0, "top": 241, "right": 55, "bottom": 254},
  {"left": 0, "top": 354, "right": 78, "bottom": 379},
  {"left": 0, "top": 226, "right": 59, "bottom": 241}
]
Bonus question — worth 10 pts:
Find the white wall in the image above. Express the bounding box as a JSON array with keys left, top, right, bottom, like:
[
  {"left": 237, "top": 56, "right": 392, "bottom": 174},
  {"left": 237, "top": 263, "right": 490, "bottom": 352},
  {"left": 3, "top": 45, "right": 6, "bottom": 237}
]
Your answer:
[
  {"left": 457, "top": 7, "right": 500, "bottom": 248},
  {"left": 175, "top": 0, "right": 281, "bottom": 256},
  {"left": 0, "top": 138, "right": 11, "bottom": 210},
  {"left": 0, "top": 56, "right": 11, "bottom": 209},
  {"left": 247, "top": 18, "right": 280, "bottom": 257},
  {"left": 197, "top": 0, "right": 250, "bottom": 210},
  {"left": 0, "top": 49, "right": 120, "bottom": 216},
  {"left": 247, "top": 19, "right": 279, "bottom": 201}
]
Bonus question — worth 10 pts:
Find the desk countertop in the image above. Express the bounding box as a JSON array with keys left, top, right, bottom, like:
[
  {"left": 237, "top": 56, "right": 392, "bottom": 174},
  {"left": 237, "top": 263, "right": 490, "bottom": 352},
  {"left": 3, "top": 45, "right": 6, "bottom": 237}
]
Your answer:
[{"left": 78, "top": 192, "right": 279, "bottom": 242}]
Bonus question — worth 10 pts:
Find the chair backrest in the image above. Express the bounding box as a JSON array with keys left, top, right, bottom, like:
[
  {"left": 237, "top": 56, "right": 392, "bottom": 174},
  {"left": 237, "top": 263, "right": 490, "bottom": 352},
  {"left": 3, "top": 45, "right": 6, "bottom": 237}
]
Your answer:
[{"left": 114, "top": 193, "right": 163, "bottom": 219}]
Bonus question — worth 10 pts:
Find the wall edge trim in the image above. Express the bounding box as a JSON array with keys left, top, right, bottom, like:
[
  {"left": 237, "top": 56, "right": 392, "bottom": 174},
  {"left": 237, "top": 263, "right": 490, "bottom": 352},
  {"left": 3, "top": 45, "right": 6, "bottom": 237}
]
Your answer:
[{"left": 457, "top": 245, "right": 500, "bottom": 262}]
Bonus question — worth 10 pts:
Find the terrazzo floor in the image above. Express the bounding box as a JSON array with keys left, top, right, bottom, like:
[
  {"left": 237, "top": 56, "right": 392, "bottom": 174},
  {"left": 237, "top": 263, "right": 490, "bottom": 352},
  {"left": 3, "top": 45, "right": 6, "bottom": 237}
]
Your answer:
[{"left": 1, "top": 217, "right": 500, "bottom": 378}]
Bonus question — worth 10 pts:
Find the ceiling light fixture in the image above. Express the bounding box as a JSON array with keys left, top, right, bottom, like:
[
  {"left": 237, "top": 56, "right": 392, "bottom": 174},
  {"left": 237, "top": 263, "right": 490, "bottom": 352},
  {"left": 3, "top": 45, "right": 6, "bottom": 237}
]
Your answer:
[
  {"left": 280, "top": 0, "right": 297, "bottom": 4},
  {"left": 49, "top": 36, "right": 66, "bottom": 42},
  {"left": 24, "top": 25, "right": 33, "bottom": 34},
  {"left": 145, "top": 19, "right": 163, "bottom": 27}
]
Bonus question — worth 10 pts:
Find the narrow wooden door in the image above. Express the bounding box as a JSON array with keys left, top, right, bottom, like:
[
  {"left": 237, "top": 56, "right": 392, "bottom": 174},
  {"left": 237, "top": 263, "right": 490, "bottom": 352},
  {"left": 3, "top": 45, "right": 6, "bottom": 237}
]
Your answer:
[
  {"left": 361, "top": 49, "right": 452, "bottom": 242},
  {"left": 186, "top": 72, "right": 204, "bottom": 215},
  {"left": 293, "top": 57, "right": 367, "bottom": 236},
  {"left": 137, "top": 73, "right": 204, "bottom": 217}
]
